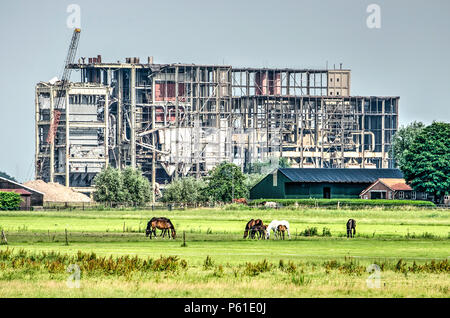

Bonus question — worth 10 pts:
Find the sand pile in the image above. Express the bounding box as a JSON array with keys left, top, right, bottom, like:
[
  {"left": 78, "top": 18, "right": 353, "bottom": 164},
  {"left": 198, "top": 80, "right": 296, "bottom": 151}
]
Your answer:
[{"left": 24, "top": 180, "right": 92, "bottom": 203}]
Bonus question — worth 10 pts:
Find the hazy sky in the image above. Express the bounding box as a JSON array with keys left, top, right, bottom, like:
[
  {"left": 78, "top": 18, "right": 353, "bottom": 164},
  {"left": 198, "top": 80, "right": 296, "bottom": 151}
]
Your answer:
[{"left": 0, "top": 0, "right": 449, "bottom": 181}]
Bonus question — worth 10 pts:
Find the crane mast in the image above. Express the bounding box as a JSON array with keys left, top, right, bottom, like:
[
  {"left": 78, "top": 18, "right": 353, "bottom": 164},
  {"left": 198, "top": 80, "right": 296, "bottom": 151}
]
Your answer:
[
  {"left": 39, "top": 28, "right": 81, "bottom": 178},
  {"left": 46, "top": 28, "right": 81, "bottom": 144}
]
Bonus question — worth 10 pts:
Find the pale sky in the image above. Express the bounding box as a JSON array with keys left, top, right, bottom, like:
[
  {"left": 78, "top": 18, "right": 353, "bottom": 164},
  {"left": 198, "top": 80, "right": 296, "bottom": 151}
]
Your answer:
[{"left": 0, "top": 0, "right": 449, "bottom": 181}]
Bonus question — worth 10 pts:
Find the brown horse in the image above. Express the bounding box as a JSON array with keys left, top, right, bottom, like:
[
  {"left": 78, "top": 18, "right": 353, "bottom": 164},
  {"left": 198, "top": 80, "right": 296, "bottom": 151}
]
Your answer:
[
  {"left": 233, "top": 198, "right": 248, "bottom": 205},
  {"left": 146, "top": 217, "right": 176, "bottom": 239},
  {"left": 346, "top": 219, "right": 356, "bottom": 238},
  {"left": 277, "top": 224, "right": 287, "bottom": 240},
  {"left": 243, "top": 219, "right": 263, "bottom": 239},
  {"left": 251, "top": 224, "right": 267, "bottom": 240}
]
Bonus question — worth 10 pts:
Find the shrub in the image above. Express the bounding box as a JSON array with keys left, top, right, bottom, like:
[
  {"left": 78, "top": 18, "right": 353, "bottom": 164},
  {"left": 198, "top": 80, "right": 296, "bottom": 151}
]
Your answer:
[
  {"left": 250, "top": 198, "right": 435, "bottom": 208},
  {"left": 279, "top": 259, "right": 297, "bottom": 274},
  {"left": 213, "top": 265, "right": 224, "bottom": 277},
  {"left": 300, "top": 227, "right": 318, "bottom": 237},
  {"left": 0, "top": 192, "right": 22, "bottom": 210},
  {"left": 203, "top": 255, "right": 214, "bottom": 270},
  {"left": 243, "top": 259, "right": 273, "bottom": 276},
  {"left": 151, "top": 256, "right": 185, "bottom": 272},
  {"left": 322, "top": 227, "right": 332, "bottom": 237},
  {"left": 223, "top": 203, "right": 249, "bottom": 211},
  {"left": 161, "top": 176, "right": 208, "bottom": 204},
  {"left": 323, "top": 259, "right": 365, "bottom": 275}
]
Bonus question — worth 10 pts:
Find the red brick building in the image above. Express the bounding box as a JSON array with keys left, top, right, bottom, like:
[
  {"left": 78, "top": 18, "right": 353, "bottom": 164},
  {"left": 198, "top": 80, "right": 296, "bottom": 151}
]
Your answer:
[{"left": 359, "top": 178, "right": 427, "bottom": 200}]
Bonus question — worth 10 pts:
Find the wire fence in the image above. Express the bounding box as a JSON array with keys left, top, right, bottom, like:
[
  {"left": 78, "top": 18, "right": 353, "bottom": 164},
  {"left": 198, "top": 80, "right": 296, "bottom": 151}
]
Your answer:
[
  {"left": 8, "top": 201, "right": 449, "bottom": 212},
  {"left": 38, "top": 201, "right": 222, "bottom": 211}
]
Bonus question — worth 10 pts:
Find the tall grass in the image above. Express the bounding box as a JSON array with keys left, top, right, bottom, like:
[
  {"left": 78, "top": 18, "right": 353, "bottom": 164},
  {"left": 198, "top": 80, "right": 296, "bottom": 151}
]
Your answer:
[
  {"left": 0, "top": 249, "right": 187, "bottom": 276},
  {"left": 0, "top": 249, "right": 448, "bottom": 297}
]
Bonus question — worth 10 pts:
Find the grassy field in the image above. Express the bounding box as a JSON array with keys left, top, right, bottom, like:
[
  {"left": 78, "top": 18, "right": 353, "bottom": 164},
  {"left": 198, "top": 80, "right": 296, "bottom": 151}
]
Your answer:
[{"left": 0, "top": 207, "right": 449, "bottom": 297}]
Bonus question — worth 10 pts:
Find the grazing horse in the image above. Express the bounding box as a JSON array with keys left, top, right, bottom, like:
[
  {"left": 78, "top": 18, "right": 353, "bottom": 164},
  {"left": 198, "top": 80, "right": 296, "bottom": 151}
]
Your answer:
[
  {"left": 264, "top": 201, "right": 277, "bottom": 209},
  {"left": 233, "top": 198, "right": 248, "bottom": 205},
  {"left": 277, "top": 224, "right": 287, "bottom": 240},
  {"left": 250, "top": 224, "right": 267, "bottom": 240},
  {"left": 346, "top": 219, "right": 356, "bottom": 238},
  {"left": 266, "top": 220, "right": 291, "bottom": 239},
  {"left": 243, "top": 219, "right": 263, "bottom": 239},
  {"left": 146, "top": 217, "right": 176, "bottom": 239},
  {"left": 146, "top": 217, "right": 170, "bottom": 238}
]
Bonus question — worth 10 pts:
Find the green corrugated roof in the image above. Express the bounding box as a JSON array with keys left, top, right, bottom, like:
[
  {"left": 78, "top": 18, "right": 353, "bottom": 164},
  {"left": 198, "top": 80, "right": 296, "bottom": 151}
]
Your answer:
[{"left": 279, "top": 168, "right": 404, "bottom": 183}]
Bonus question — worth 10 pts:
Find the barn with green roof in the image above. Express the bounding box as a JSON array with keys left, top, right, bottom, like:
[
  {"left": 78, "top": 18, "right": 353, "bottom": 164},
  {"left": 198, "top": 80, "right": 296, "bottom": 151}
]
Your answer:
[{"left": 249, "top": 168, "right": 404, "bottom": 200}]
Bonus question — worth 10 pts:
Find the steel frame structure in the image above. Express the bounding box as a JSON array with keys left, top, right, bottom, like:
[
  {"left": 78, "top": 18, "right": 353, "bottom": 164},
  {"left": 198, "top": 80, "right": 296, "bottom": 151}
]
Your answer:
[{"left": 35, "top": 58, "right": 399, "bottom": 193}]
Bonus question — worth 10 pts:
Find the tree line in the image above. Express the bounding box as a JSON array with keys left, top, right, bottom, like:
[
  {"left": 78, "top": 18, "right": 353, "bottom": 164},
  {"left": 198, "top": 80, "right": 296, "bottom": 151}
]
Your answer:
[{"left": 92, "top": 161, "right": 280, "bottom": 206}]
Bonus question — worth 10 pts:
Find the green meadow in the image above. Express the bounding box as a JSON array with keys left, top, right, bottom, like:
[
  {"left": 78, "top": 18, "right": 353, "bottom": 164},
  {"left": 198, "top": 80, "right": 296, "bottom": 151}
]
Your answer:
[{"left": 0, "top": 207, "right": 448, "bottom": 297}]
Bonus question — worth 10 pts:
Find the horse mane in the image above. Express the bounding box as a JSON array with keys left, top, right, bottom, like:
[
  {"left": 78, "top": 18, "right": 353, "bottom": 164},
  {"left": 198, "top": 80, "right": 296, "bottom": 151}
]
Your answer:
[
  {"left": 166, "top": 218, "right": 175, "bottom": 229},
  {"left": 245, "top": 219, "right": 255, "bottom": 230}
]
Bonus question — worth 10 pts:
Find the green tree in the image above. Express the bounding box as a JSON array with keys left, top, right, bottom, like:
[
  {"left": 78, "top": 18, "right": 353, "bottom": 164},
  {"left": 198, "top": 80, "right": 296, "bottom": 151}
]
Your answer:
[
  {"left": 161, "top": 176, "right": 207, "bottom": 204},
  {"left": 401, "top": 122, "right": 450, "bottom": 203},
  {"left": 94, "top": 167, "right": 152, "bottom": 206},
  {"left": 245, "top": 157, "right": 290, "bottom": 174},
  {"left": 390, "top": 121, "right": 425, "bottom": 168},
  {"left": 93, "top": 166, "right": 125, "bottom": 204},
  {"left": 122, "top": 167, "right": 152, "bottom": 206},
  {"left": 206, "top": 162, "right": 247, "bottom": 203},
  {"left": 0, "top": 171, "right": 17, "bottom": 182},
  {"left": 278, "top": 157, "right": 291, "bottom": 168}
]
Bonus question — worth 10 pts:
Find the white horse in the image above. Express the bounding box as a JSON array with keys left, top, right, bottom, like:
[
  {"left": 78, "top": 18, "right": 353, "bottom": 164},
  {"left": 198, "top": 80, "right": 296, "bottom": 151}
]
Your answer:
[{"left": 266, "top": 220, "right": 291, "bottom": 239}]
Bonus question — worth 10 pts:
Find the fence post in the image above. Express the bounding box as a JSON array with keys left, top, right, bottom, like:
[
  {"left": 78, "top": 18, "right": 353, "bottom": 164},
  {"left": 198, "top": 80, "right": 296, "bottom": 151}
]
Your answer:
[
  {"left": 181, "top": 231, "right": 187, "bottom": 247},
  {"left": 1, "top": 230, "right": 7, "bottom": 245},
  {"left": 65, "top": 228, "right": 69, "bottom": 246}
]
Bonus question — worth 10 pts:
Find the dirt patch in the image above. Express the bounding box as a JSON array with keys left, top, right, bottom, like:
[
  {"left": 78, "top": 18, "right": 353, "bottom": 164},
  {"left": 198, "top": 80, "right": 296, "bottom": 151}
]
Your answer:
[{"left": 23, "top": 180, "right": 91, "bottom": 203}]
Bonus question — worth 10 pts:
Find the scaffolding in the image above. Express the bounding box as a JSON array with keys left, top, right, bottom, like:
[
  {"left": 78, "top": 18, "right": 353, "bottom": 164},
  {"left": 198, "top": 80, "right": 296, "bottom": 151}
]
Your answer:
[
  {"left": 35, "top": 81, "right": 109, "bottom": 192},
  {"left": 35, "top": 57, "right": 399, "bottom": 193}
]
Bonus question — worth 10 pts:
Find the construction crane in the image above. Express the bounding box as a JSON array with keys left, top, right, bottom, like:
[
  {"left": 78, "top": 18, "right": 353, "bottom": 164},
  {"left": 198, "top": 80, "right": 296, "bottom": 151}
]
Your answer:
[
  {"left": 39, "top": 28, "right": 81, "bottom": 176},
  {"left": 46, "top": 28, "right": 81, "bottom": 144}
]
